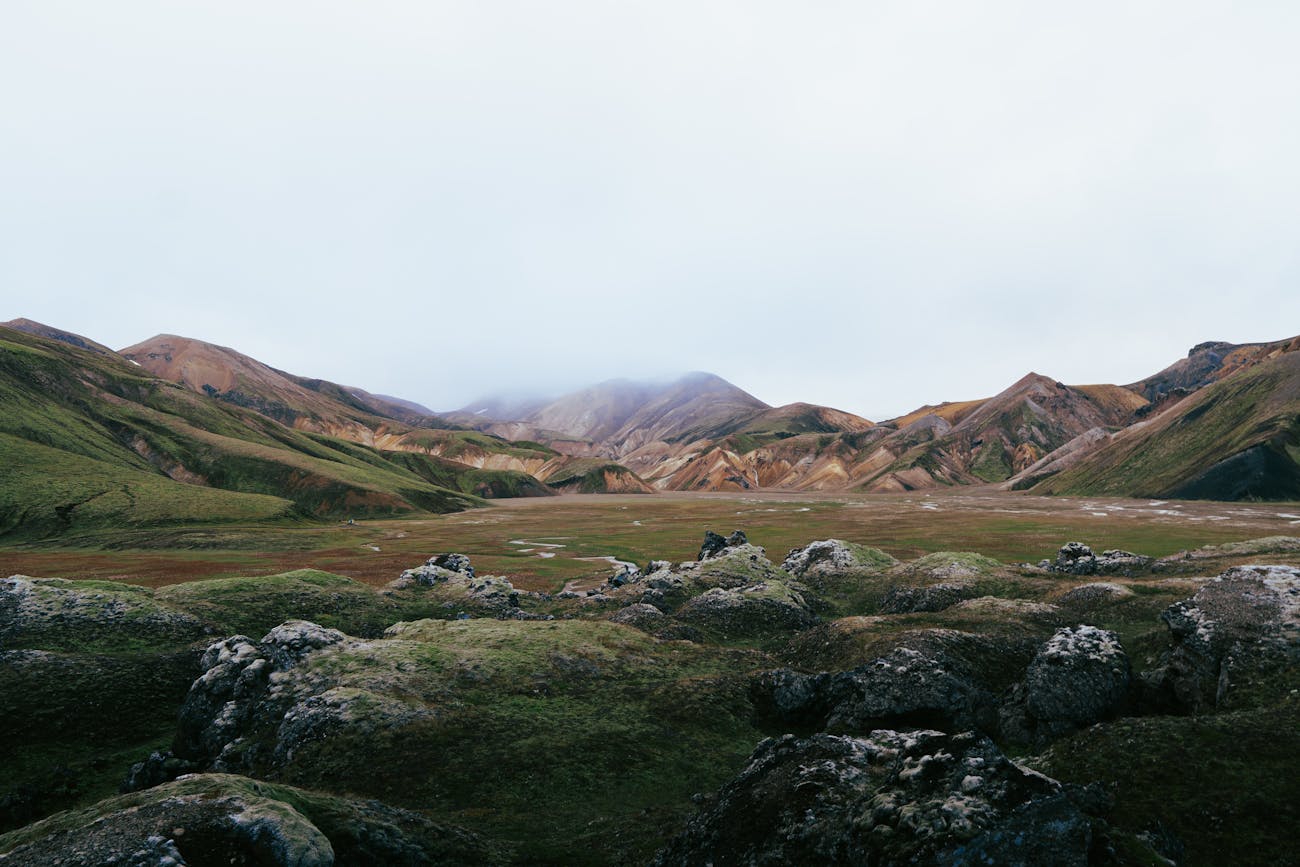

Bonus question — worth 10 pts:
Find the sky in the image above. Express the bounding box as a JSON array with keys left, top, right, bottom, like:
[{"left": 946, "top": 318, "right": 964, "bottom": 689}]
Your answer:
[{"left": 3, "top": 1, "right": 1299, "bottom": 420}]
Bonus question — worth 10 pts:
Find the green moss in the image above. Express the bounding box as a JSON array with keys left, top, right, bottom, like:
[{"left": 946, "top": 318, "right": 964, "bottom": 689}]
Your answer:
[
  {"left": 0, "top": 330, "right": 491, "bottom": 540},
  {"left": 1038, "top": 353, "right": 1300, "bottom": 499},
  {"left": 0, "top": 576, "right": 208, "bottom": 652},
  {"left": 157, "top": 569, "right": 429, "bottom": 638},
  {"left": 0, "top": 773, "right": 501, "bottom": 865},
  {"left": 969, "top": 441, "right": 1013, "bottom": 482},
  {"left": 202, "top": 619, "right": 764, "bottom": 864},
  {"left": 1039, "top": 695, "right": 1300, "bottom": 867}
]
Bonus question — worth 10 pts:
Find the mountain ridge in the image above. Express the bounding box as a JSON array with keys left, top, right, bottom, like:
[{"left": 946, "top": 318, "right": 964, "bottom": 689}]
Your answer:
[{"left": 7, "top": 317, "right": 1300, "bottom": 507}]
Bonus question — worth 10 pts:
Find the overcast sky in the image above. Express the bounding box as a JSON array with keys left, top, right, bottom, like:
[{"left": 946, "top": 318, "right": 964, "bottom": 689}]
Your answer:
[{"left": 3, "top": 2, "right": 1299, "bottom": 419}]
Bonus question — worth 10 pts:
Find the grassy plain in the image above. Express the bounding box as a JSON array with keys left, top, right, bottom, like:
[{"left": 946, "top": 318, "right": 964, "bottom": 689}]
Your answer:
[{"left": 3, "top": 489, "right": 1296, "bottom": 592}]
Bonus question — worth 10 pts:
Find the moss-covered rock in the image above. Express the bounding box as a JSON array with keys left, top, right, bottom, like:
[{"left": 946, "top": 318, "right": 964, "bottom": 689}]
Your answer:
[
  {"left": 655, "top": 729, "right": 1134, "bottom": 866},
  {"left": 0, "top": 773, "right": 497, "bottom": 866},
  {"left": 157, "top": 569, "right": 425, "bottom": 639},
  {"left": 781, "top": 539, "right": 897, "bottom": 578},
  {"left": 675, "top": 581, "right": 817, "bottom": 638},
  {"left": 130, "top": 618, "right": 764, "bottom": 864},
  {"left": 891, "top": 551, "right": 1005, "bottom": 583},
  {"left": 1, "top": 575, "right": 207, "bottom": 651}
]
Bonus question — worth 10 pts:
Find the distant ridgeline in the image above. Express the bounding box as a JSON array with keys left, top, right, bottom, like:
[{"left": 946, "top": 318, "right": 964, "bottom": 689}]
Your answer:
[{"left": 2, "top": 318, "right": 1299, "bottom": 538}]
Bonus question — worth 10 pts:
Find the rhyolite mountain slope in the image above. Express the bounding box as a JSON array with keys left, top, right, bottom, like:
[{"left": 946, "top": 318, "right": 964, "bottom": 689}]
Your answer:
[
  {"left": 477, "top": 369, "right": 1148, "bottom": 494},
  {"left": 121, "top": 334, "right": 437, "bottom": 443},
  {"left": 119, "top": 333, "right": 648, "bottom": 494},
  {"left": 505, "top": 372, "right": 773, "bottom": 447},
  {"left": 2, "top": 317, "right": 116, "bottom": 355},
  {"left": 0, "top": 325, "right": 558, "bottom": 539},
  {"left": 1128, "top": 335, "right": 1300, "bottom": 405},
  {"left": 450, "top": 343, "right": 1296, "bottom": 498},
  {"left": 457, "top": 374, "right": 879, "bottom": 492},
  {"left": 851, "top": 374, "right": 1151, "bottom": 492},
  {"left": 10, "top": 317, "right": 1300, "bottom": 503},
  {"left": 1032, "top": 347, "right": 1300, "bottom": 500}
]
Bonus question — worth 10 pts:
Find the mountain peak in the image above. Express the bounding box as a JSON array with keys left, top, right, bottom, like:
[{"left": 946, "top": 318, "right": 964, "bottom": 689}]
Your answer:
[{"left": 2, "top": 318, "right": 114, "bottom": 355}]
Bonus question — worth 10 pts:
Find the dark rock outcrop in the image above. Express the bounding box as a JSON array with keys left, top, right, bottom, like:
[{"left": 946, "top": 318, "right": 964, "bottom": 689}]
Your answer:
[
  {"left": 676, "top": 583, "right": 816, "bottom": 636},
  {"left": 608, "top": 603, "right": 666, "bottom": 630},
  {"left": 654, "top": 729, "right": 1118, "bottom": 866},
  {"left": 879, "top": 581, "right": 977, "bottom": 614},
  {"left": 1146, "top": 564, "right": 1300, "bottom": 711},
  {"left": 1049, "top": 543, "right": 1153, "bottom": 577},
  {"left": 132, "top": 621, "right": 352, "bottom": 779},
  {"left": 1000, "top": 625, "right": 1131, "bottom": 745},
  {"left": 0, "top": 575, "right": 207, "bottom": 650},
  {"left": 698, "top": 529, "right": 749, "bottom": 561},
  {"left": 752, "top": 646, "right": 998, "bottom": 736},
  {"left": 781, "top": 539, "right": 897, "bottom": 578},
  {"left": 392, "top": 553, "right": 474, "bottom": 587},
  {"left": 0, "top": 774, "right": 494, "bottom": 866}
]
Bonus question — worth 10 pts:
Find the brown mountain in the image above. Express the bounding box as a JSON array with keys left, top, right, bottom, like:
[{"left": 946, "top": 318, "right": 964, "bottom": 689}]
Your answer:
[
  {"left": 519, "top": 373, "right": 770, "bottom": 448},
  {"left": 120, "top": 335, "right": 419, "bottom": 444},
  {"left": 1032, "top": 344, "right": 1300, "bottom": 499},
  {"left": 2, "top": 318, "right": 115, "bottom": 355},
  {"left": 118, "top": 334, "right": 648, "bottom": 495},
  {"left": 1128, "top": 335, "right": 1300, "bottom": 404},
  {"left": 842, "top": 373, "right": 1149, "bottom": 492},
  {"left": 464, "top": 374, "right": 882, "bottom": 492}
]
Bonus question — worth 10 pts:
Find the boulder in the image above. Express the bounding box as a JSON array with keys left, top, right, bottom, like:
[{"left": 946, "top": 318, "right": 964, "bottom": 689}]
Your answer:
[
  {"left": 1055, "top": 582, "right": 1136, "bottom": 608},
  {"left": 388, "top": 557, "right": 542, "bottom": 618},
  {"left": 0, "top": 774, "right": 494, "bottom": 866},
  {"left": 879, "top": 581, "right": 976, "bottom": 614},
  {"left": 752, "top": 646, "right": 998, "bottom": 736},
  {"left": 608, "top": 603, "right": 666, "bottom": 630},
  {"left": 696, "top": 529, "right": 751, "bottom": 561},
  {"left": 1053, "top": 542, "right": 1097, "bottom": 574},
  {"left": 167, "top": 621, "right": 349, "bottom": 772},
  {"left": 1148, "top": 564, "right": 1300, "bottom": 711},
  {"left": 0, "top": 575, "right": 207, "bottom": 651},
  {"left": 782, "top": 539, "right": 897, "bottom": 578},
  {"left": 1093, "top": 549, "right": 1155, "bottom": 575},
  {"left": 684, "top": 543, "right": 789, "bottom": 590},
  {"left": 391, "top": 553, "right": 475, "bottom": 588},
  {"left": 1000, "top": 625, "right": 1130, "bottom": 745},
  {"left": 654, "top": 729, "right": 1116, "bottom": 866},
  {"left": 676, "top": 582, "right": 816, "bottom": 636},
  {"left": 432, "top": 553, "right": 473, "bottom": 576},
  {"left": 1050, "top": 543, "right": 1153, "bottom": 577},
  {"left": 890, "top": 552, "right": 1005, "bottom": 583},
  {"left": 607, "top": 565, "right": 638, "bottom": 588}
]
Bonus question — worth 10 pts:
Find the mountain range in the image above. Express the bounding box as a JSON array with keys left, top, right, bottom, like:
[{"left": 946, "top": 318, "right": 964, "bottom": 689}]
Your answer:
[{"left": 2, "top": 317, "right": 1298, "bottom": 538}]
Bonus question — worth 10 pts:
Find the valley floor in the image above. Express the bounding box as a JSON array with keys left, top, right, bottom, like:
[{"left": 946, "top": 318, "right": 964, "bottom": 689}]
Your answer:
[
  {"left": 2, "top": 489, "right": 1296, "bottom": 591},
  {"left": 2, "top": 490, "right": 1298, "bottom": 865}
]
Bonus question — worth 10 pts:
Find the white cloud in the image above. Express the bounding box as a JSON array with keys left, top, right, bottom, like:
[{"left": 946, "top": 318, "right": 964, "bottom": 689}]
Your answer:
[{"left": 2, "top": 1, "right": 1298, "bottom": 418}]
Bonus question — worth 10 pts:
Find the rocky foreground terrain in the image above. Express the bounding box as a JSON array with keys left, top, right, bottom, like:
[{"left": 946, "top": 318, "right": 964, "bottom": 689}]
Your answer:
[{"left": 2, "top": 533, "right": 1299, "bottom": 865}]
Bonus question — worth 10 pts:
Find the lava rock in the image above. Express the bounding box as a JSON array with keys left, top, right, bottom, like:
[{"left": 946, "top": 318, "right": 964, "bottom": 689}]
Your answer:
[
  {"left": 1148, "top": 564, "right": 1300, "bottom": 711},
  {"left": 752, "top": 646, "right": 998, "bottom": 736},
  {"left": 1, "top": 774, "right": 494, "bottom": 866},
  {"left": 170, "top": 621, "right": 347, "bottom": 771},
  {"left": 698, "top": 530, "right": 748, "bottom": 560},
  {"left": 654, "top": 729, "right": 1116, "bottom": 866},
  {"left": 391, "top": 553, "right": 476, "bottom": 588},
  {"left": 782, "top": 539, "right": 897, "bottom": 578},
  {"left": 879, "top": 581, "right": 976, "bottom": 614},
  {"left": 1053, "top": 542, "right": 1098, "bottom": 575},
  {"left": 0, "top": 575, "right": 207, "bottom": 650},
  {"left": 676, "top": 583, "right": 816, "bottom": 636},
  {"left": 1000, "top": 626, "right": 1130, "bottom": 745},
  {"left": 608, "top": 603, "right": 666, "bottom": 630},
  {"left": 1051, "top": 544, "right": 1153, "bottom": 577},
  {"left": 1056, "top": 582, "right": 1136, "bottom": 608}
]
